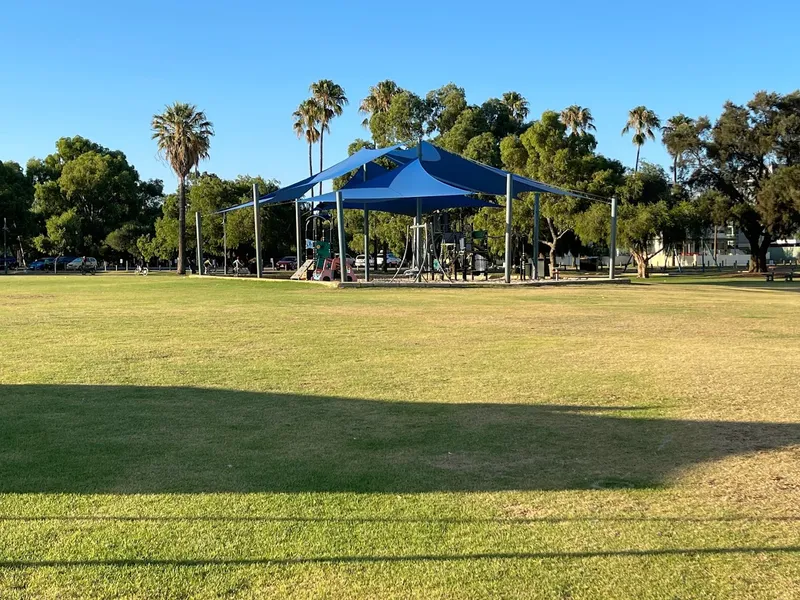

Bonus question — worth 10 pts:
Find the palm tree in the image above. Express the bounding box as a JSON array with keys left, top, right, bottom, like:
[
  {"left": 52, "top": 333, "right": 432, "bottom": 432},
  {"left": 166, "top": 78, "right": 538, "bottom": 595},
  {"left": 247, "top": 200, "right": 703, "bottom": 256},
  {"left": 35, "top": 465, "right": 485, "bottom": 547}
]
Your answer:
[
  {"left": 310, "top": 80, "right": 348, "bottom": 195},
  {"left": 151, "top": 102, "right": 214, "bottom": 274},
  {"left": 501, "top": 91, "right": 529, "bottom": 125},
  {"left": 359, "top": 80, "right": 400, "bottom": 128},
  {"left": 661, "top": 114, "right": 695, "bottom": 185},
  {"left": 560, "top": 105, "right": 596, "bottom": 136},
  {"left": 622, "top": 106, "right": 661, "bottom": 173},
  {"left": 292, "top": 99, "right": 322, "bottom": 196}
]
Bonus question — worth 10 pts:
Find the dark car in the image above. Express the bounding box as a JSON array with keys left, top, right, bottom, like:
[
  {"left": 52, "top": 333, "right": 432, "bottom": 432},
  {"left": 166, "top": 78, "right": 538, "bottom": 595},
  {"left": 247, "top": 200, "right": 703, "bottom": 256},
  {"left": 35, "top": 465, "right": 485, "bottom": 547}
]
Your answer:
[
  {"left": 46, "top": 256, "right": 78, "bottom": 271},
  {"left": 0, "top": 256, "right": 17, "bottom": 269},
  {"left": 29, "top": 258, "right": 53, "bottom": 270},
  {"left": 276, "top": 256, "right": 298, "bottom": 270}
]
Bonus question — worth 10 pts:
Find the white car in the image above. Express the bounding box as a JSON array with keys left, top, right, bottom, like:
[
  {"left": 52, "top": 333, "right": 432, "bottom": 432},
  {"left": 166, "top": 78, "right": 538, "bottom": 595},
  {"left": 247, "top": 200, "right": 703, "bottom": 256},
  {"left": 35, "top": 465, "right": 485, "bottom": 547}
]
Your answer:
[
  {"left": 66, "top": 257, "right": 98, "bottom": 271},
  {"left": 378, "top": 253, "right": 401, "bottom": 268},
  {"left": 354, "top": 255, "right": 376, "bottom": 269}
]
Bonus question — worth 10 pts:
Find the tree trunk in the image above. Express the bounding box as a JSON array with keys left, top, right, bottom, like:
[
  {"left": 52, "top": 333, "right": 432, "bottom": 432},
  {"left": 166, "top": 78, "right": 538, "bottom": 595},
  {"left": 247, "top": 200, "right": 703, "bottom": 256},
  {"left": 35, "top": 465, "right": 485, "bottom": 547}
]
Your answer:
[
  {"left": 382, "top": 240, "right": 388, "bottom": 272},
  {"left": 318, "top": 127, "right": 324, "bottom": 196},
  {"left": 177, "top": 176, "right": 186, "bottom": 275},
  {"left": 635, "top": 146, "right": 641, "bottom": 173},
  {"left": 308, "top": 141, "right": 314, "bottom": 198},
  {"left": 758, "top": 233, "right": 771, "bottom": 272},
  {"left": 713, "top": 223, "right": 717, "bottom": 258},
  {"left": 745, "top": 231, "right": 770, "bottom": 273},
  {"left": 673, "top": 156, "right": 678, "bottom": 186},
  {"left": 373, "top": 237, "right": 379, "bottom": 270},
  {"left": 633, "top": 251, "right": 649, "bottom": 278},
  {"left": 545, "top": 217, "right": 558, "bottom": 275}
]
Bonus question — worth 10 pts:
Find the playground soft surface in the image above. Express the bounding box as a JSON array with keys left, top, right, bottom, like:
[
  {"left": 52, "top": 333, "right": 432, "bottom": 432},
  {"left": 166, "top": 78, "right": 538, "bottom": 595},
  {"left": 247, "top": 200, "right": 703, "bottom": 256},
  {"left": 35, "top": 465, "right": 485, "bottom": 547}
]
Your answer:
[{"left": 1, "top": 274, "right": 798, "bottom": 599}]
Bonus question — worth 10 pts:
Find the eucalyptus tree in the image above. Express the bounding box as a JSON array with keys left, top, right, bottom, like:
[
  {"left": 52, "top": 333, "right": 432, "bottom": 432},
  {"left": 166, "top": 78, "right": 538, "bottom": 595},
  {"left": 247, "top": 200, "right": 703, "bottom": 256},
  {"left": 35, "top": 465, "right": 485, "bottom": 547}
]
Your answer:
[
  {"left": 425, "top": 83, "right": 467, "bottom": 135},
  {"left": 622, "top": 106, "right": 661, "bottom": 173},
  {"left": 151, "top": 102, "right": 214, "bottom": 273},
  {"left": 680, "top": 91, "right": 800, "bottom": 271},
  {"left": 310, "top": 80, "right": 348, "bottom": 194}
]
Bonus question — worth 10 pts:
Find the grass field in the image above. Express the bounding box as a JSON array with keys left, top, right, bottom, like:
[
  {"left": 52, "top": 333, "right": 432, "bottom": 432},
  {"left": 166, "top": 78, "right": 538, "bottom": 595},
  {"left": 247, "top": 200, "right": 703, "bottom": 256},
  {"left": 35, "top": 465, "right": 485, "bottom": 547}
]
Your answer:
[{"left": 1, "top": 274, "right": 799, "bottom": 599}]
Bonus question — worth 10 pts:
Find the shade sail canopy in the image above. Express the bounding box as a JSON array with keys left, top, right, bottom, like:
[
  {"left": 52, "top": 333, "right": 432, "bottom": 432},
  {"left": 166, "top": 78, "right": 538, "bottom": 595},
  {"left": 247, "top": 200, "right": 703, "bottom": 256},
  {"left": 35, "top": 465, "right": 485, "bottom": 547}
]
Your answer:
[
  {"left": 387, "top": 141, "right": 570, "bottom": 197},
  {"left": 311, "top": 158, "right": 501, "bottom": 215},
  {"left": 215, "top": 140, "right": 576, "bottom": 215},
  {"left": 315, "top": 159, "right": 470, "bottom": 201},
  {"left": 215, "top": 145, "right": 402, "bottom": 214},
  {"left": 316, "top": 195, "right": 499, "bottom": 216}
]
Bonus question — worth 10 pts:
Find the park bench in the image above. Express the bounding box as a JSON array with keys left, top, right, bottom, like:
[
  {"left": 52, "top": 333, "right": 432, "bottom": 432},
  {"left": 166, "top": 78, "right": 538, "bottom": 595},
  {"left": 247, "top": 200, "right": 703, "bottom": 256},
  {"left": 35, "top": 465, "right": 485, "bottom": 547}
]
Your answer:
[{"left": 765, "top": 268, "right": 795, "bottom": 282}]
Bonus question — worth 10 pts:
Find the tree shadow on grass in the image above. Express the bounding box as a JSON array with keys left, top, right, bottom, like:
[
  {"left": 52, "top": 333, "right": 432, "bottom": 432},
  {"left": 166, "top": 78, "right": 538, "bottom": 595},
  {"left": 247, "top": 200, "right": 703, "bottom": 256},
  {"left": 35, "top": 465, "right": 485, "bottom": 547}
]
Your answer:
[
  {"left": 649, "top": 278, "right": 800, "bottom": 292},
  {"left": 2, "top": 546, "right": 799, "bottom": 569},
  {"left": 1, "top": 385, "right": 797, "bottom": 494}
]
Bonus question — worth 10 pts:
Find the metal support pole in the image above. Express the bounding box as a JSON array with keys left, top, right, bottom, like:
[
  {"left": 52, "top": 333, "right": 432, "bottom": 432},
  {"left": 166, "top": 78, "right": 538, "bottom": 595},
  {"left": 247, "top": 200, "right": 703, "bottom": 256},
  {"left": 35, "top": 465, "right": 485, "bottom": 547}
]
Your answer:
[
  {"left": 363, "top": 164, "right": 369, "bottom": 281},
  {"left": 609, "top": 196, "right": 617, "bottom": 280},
  {"left": 336, "top": 191, "right": 347, "bottom": 284},
  {"left": 195, "top": 212, "right": 203, "bottom": 275},
  {"left": 363, "top": 207, "right": 370, "bottom": 282},
  {"left": 533, "top": 192, "right": 540, "bottom": 280},
  {"left": 504, "top": 173, "right": 513, "bottom": 284},
  {"left": 252, "top": 183, "right": 262, "bottom": 278},
  {"left": 2, "top": 218, "right": 7, "bottom": 275},
  {"left": 415, "top": 141, "right": 423, "bottom": 271},
  {"left": 222, "top": 213, "right": 227, "bottom": 275},
  {"left": 415, "top": 198, "right": 422, "bottom": 269},
  {"left": 295, "top": 199, "right": 302, "bottom": 269}
]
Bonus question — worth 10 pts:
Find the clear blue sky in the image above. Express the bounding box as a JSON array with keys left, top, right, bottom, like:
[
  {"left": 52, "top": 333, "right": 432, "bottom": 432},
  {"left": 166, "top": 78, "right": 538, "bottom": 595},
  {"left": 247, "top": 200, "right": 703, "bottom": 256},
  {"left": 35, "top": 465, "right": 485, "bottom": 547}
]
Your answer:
[{"left": 1, "top": 0, "right": 797, "bottom": 193}]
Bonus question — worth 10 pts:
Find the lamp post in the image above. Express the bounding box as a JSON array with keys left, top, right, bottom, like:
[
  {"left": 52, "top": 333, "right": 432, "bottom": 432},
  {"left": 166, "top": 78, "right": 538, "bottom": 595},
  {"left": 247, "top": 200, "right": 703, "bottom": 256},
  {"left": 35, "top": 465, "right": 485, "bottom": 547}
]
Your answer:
[
  {"left": 222, "top": 213, "right": 227, "bottom": 275},
  {"left": 195, "top": 212, "right": 203, "bottom": 275},
  {"left": 533, "top": 192, "right": 540, "bottom": 280},
  {"left": 2, "top": 218, "right": 8, "bottom": 275},
  {"left": 609, "top": 197, "right": 617, "bottom": 280},
  {"left": 252, "top": 183, "right": 262, "bottom": 278}
]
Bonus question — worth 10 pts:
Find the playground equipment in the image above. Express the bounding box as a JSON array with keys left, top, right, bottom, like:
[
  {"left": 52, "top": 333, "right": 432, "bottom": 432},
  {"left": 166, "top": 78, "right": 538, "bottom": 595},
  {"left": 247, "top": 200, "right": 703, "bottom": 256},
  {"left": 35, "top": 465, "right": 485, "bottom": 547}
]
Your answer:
[{"left": 312, "top": 257, "right": 357, "bottom": 282}]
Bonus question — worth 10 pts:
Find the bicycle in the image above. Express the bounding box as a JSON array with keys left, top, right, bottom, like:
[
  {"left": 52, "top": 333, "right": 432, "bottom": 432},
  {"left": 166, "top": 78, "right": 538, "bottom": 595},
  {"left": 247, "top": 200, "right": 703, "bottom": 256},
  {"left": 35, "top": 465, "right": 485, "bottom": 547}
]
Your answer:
[{"left": 135, "top": 264, "right": 149, "bottom": 276}]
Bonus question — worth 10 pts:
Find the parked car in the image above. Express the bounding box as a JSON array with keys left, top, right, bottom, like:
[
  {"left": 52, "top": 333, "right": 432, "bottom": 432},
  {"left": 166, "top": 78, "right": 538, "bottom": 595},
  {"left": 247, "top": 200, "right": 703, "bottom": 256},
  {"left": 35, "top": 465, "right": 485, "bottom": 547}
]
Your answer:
[
  {"left": 66, "top": 257, "right": 98, "bottom": 272},
  {"left": 377, "top": 252, "right": 401, "bottom": 268},
  {"left": 49, "top": 256, "right": 78, "bottom": 271},
  {"left": 28, "top": 258, "right": 49, "bottom": 270},
  {"left": 276, "top": 256, "right": 298, "bottom": 270},
  {"left": 0, "top": 256, "right": 18, "bottom": 269}
]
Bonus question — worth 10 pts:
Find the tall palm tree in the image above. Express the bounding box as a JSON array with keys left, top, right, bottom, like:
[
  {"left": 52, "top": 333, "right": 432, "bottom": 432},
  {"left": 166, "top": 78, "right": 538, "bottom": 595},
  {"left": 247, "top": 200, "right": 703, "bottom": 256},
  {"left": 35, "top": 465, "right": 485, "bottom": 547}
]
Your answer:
[
  {"left": 560, "top": 105, "right": 596, "bottom": 136},
  {"left": 501, "top": 91, "right": 529, "bottom": 125},
  {"left": 292, "top": 99, "right": 322, "bottom": 196},
  {"left": 359, "top": 80, "right": 400, "bottom": 128},
  {"left": 310, "top": 80, "right": 348, "bottom": 195},
  {"left": 622, "top": 106, "right": 661, "bottom": 173},
  {"left": 151, "top": 102, "right": 214, "bottom": 274},
  {"left": 661, "top": 114, "right": 695, "bottom": 185}
]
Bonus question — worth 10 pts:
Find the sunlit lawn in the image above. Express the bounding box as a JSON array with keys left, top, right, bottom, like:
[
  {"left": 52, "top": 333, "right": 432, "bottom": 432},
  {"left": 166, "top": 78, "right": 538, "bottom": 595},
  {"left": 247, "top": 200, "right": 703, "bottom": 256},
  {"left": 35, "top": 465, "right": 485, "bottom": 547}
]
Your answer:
[{"left": 1, "top": 273, "right": 798, "bottom": 598}]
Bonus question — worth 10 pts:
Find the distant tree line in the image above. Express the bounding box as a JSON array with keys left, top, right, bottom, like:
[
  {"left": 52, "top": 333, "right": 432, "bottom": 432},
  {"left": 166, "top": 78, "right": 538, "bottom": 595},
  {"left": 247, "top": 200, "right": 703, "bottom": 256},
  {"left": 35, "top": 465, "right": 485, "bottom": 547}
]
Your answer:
[
  {"left": 294, "top": 81, "right": 800, "bottom": 276},
  {"left": 0, "top": 134, "right": 292, "bottom": 270},
  {"left": 2, "top": 86, "right": 798, "bottom": 276}
]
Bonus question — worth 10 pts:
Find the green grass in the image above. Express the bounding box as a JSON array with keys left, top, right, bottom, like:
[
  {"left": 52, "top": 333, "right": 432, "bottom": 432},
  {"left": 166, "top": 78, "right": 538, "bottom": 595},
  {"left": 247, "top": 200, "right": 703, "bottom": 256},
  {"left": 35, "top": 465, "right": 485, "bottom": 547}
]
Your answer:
[{"left": 1, "top": 274, "right": 799, "bottom": 598}]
